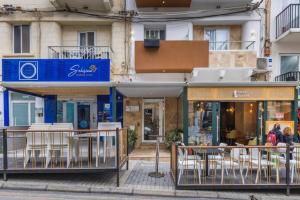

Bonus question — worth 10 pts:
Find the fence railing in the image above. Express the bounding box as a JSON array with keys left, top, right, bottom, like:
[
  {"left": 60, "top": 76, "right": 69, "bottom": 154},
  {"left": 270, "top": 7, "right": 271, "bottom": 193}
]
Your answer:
[
  {"left": 48, "top": 46, "right": 111, "bottom": 59},
  {"left": 276, "top": 4, "right": 300, "bottom": 38},
  {"left": 171, "top": 143, "right": 300, "bottom": 191},
  {"left": 1, "top": 128, "right": 128, "bottom": 186},
  {"left": 208, "top": 41, "right": 255, "bottom": 51},
  {"left": 275, "top": 71, "right": 300, "bottom": 81}
]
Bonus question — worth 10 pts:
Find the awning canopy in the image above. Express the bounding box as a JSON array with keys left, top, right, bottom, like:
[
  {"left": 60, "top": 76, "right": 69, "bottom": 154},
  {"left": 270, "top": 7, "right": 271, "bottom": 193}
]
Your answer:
[{"left": 2, "top": 82, "right": 111, "bottom": 96}]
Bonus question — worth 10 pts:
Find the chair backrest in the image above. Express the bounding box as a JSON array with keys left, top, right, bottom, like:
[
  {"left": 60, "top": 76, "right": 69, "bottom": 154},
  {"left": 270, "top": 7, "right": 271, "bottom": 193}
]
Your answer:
[
  {"left": 249, "top": 147, "right": 259, "bottom": 160},
  {"left": 178, "top": 147, "right": 185, "bottom": 162},
  {"left": 235, "top": 143, "right": 247, "bottom": 155},
  {"left": 277, "top": 142, "right": 287, "bottom": 154},
  {"left": 98, "top": 122, "right": 122, "bottom": 136},
  {"left": 48, "top": 124, "right": 73, "bottom": 146},
  {"left": 27, "top": 125, "right": 50, "bottom": 147},
  {"left": 230, "top": 148, "right": 240, "bottom": 161},
  {"left": 218, "top": 143, "right": 227, "bottom": 152}
]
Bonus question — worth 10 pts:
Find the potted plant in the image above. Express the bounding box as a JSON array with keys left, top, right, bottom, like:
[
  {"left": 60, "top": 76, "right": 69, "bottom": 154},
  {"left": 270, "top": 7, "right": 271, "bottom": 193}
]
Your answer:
[
  {"left": 128, "top": 128, "right": 137, "bottom": 153},
  {"left": 164, "top": 128, "right": 183, "bottom": 150}
]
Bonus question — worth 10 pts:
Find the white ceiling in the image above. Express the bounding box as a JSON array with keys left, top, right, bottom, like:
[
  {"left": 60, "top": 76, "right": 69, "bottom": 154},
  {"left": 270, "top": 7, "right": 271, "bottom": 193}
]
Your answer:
[{"left": 117, "top": 86, "right": 183, "bottom": 98}]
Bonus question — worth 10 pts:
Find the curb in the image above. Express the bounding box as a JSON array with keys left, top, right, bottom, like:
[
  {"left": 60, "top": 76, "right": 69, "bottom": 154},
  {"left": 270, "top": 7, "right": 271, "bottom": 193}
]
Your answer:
[{"left": 0, "top": 181, "right": 299, "bottom": 200}]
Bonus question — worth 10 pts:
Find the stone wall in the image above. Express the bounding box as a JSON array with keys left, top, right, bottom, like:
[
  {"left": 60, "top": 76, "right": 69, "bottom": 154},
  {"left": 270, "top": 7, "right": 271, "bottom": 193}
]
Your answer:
[
  {"left": 209, "top": 50, "right": 257, "bottom": 68},
  {"left": 123, "top": 97, "right": 179, "bottom": 148}
]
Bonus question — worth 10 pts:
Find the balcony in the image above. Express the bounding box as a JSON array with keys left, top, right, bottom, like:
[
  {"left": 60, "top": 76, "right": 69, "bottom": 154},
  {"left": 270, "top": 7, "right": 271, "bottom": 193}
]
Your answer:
[
  {"left": 135, "top": 40, "right": 209, "bottom": 73},
  {"left": 50, "top": 0, "right": 113, "bottom": 11},
  {"left": 209, "top": 41, "right": 257, "bottom": 68},
  {"left": 276, "top": 4, "right": 300, "bottom": 42},
  {"left": 275, "top": 71, "right": 300, "bottom": 81},
  {"left": 48, "top": 46, "right": 111, "bottom": 59}
]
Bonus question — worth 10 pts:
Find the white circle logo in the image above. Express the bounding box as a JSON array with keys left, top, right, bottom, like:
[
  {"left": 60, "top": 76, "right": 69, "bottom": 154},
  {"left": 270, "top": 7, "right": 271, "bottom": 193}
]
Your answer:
[{"left": 20, "top": 62, "right": 37, "bottom": 79}]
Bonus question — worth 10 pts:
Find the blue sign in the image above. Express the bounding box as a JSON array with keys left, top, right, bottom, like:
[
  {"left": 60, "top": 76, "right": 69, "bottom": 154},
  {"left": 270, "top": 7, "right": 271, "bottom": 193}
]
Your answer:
[{"left": 2, "top": 59, "right": 110, "bottom": 82}]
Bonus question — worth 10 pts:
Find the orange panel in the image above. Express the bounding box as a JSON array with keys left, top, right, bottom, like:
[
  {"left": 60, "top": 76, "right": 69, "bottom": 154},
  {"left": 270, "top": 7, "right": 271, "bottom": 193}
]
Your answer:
[
  {"left": 135, "top": 40, "right": 209, "bottom": 73},
  {"left": 136, "top": 0, "right": 191, "bottom": 7}
]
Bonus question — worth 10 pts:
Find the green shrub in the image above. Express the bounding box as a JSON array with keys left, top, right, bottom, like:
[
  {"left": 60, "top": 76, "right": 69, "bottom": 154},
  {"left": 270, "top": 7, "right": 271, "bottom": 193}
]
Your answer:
[
  {"left": 165, "top": 129, "right": 182, "bottom": 149},
  {"left": 128, "top": 128, "right": 137, "bottom": 147}
]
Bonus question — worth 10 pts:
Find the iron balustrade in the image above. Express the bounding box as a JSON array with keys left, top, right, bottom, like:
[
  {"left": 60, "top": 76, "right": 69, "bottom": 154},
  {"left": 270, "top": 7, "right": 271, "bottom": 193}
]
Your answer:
[
  {"left": 171, "top": 143, "right": 300, "bottom": 193},
  {"left": 0, "top": 128, "right": 128, "bottom": 187},
  {"left": 208, "top": 41, "right": 255, "bottom": 51},
  {"left": 275, "top": 71, "right": 300, "bottom": 81},
  {"left": 276, "top": 4, "right": 300, "bottom": 38},
  {"left": 48, "top": 46, "right": 112, "bottom": 59}
]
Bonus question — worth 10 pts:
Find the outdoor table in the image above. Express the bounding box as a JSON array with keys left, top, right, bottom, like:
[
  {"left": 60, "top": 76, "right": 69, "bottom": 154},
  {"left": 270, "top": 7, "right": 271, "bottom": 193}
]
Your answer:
[{"left": 194, "top": 148, "right": 222, "bottom": 176}]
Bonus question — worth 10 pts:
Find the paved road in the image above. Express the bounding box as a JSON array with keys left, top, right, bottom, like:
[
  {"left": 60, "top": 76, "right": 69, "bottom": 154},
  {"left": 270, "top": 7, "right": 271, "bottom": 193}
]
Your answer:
[{"left": 0, "top": 189, "right": 229, "bottom": 200}]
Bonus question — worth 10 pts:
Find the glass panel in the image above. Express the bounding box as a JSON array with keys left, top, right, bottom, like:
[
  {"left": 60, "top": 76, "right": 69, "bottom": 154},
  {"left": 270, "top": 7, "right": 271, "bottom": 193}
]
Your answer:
[
  {"left": 87, "top": 32, "right": 95, "bottom": 46},
  {"left": 188, "top": 101, "right": 213, "bottom": 145},
  {"left": 30, "top": 102, "right": 35, "bottom": 124},
  {"left": 12, "top": 103, "right": 29, "bottom": 126},
  {"left": 57, "top": 101, "right": 63, "bottom": 123},
  {"left": 216, "top": 29, "right": 229, "bottom": 50},
  {"left": 281, "top": 56, "right": 299, "bottom": 74},
  {"left": 79, "top": 32, "right": 86, "bottom": 46},
  {"left": 11, "top": 92, "right": 35, "bottom": 101},
  {"left": 22, "top": 25, "right": 30, "bottom": 53},
  {"left": 14, "top": 25, "right": 21, "bottom": 53},
  {"left": 267, "top": 101, "right": 292, "bottom": 121},
  {"left": 77, "top": 104, "right": 90, "bottom": 129},
  {"left": 204, "top": 29, "right": 216, "bottom": 50},
  {"left": 66, "top": 103, "right": 75, "bottom": 124},
  {"left": 143, "top": 102, "right": 160, "bottom": 141}
]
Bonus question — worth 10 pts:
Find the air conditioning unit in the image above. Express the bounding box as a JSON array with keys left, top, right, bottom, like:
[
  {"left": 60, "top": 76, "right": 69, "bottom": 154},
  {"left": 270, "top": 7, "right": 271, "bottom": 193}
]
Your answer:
[{"left": 256, "top": 57, "right": 268, "bottom": 70}]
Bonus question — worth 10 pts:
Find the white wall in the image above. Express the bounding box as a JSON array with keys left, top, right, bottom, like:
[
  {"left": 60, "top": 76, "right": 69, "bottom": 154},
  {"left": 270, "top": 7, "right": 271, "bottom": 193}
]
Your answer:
[
  {"left": 242, "top": 20, "right": 261, "bottom": 56},
  {"left": 166, "top": 22, "right": 193, "bottom": 40}
]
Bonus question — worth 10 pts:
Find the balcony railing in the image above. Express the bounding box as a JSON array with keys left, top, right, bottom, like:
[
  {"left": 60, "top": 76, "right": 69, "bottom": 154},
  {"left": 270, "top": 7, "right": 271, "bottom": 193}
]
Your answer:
[
  {"left": 48, "top": 46, "right": 111, "bottom": 59},
  {"left": 171, "top": 143, "right": 300, "bottom": 190},
  {"left": 275, "top": 71, "right": 300, "bottom": 81},
  {"left": 276, "top": 4, "right": 300, "bottom": 38},
  {"left": 208, "top": 41, "right": 255, "bottom": 51}
]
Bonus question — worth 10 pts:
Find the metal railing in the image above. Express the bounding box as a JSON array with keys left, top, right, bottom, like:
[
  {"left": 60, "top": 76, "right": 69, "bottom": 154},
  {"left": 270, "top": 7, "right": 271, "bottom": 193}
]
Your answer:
[
  {"left": 208, "top": 41, "right": 255, "bottom": 51},
  {"left": 48, "top": 46, "right": 112, "bottom": 59},
  {"left": 171, "top": 143, "right": 300, "bottom": 192},
  {"left": 1, "top": 128, "right": 128, "bottom": 186},
  {"left": 276, "top": 4, "right": 300, "bottom": 38},
  {"left": 275, "top": 71, "right": 300, "bottom": 81}
]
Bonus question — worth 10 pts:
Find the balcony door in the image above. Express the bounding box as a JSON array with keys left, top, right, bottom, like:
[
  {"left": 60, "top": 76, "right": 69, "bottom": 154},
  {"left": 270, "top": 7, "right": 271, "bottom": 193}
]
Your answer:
[
  {"left": 142, "top": 99, "right": 165, "bottom": 143},
  {"left": 78, "top": 32, "right": 95, "bottom": 59}
]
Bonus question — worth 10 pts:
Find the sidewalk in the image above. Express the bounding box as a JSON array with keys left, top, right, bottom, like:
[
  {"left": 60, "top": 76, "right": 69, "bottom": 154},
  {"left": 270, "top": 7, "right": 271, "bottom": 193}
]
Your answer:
[{"left": 0, "top": 160, "right": 299, "bottom": 200}]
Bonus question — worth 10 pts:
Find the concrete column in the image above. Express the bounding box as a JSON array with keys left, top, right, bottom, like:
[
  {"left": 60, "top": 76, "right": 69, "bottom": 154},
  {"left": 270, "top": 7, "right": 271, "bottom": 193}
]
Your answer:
[
  {"left": 40, "top": 22, "right": 62, "bottom": 58},
  {"left": 0, "top": 22, "right": 12, "bottom": 55},
  {"left": 111, "top": 22, "right": 126, "bottom": 77}
]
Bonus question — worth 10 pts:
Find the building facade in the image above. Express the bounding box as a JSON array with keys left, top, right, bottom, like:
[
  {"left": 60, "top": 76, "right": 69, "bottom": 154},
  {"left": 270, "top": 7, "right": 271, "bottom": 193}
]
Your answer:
[{"left": 0, "top": 0, "right": 298, "bottom": 147}]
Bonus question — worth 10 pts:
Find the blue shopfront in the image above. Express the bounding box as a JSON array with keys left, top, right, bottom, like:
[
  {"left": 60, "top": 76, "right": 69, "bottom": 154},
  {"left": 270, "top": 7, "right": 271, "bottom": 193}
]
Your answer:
[{"left": 2, "top": 59, "right": 123, "bottom": 128}]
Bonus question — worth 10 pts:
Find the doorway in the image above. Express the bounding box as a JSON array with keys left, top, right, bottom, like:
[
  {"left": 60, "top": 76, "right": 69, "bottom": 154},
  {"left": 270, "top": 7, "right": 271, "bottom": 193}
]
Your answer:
[
  {"left": 77, "top": 104, "right": 91, "bottom": 129},
  {"left": 142, "top": 99, "right": 165, "bottom": 143},
  {"left": 219, "top": 102, "right": 257, "bottom": 145}
]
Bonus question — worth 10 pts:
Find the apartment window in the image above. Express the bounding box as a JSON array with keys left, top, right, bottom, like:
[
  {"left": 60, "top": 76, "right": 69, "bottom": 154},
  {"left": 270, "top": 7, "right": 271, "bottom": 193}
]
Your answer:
[
  {"left": 79, "top": 32, "right": 95, "bottom": 46},
  {"left": 13, "top": 25, "right": 30, "bottom": 53},
  {"left": 144, "top": 25, "right": 166, "bottom": 40},
  {"left": 280, "top": 55, "right": 299, "bottom": 74},
  {"left": 11, "top": 92, "right": 35, "bottom": 126},
  {"left": 204, "top": 28, "right": 229, "bottom": 50}
]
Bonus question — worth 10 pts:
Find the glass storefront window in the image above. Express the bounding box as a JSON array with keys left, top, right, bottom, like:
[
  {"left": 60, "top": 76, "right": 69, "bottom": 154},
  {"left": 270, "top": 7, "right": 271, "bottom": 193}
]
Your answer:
[
  {"left": 267, "top": 101, "right": 291, "bottom": 121},
  {"left": 11, "top": 92, "right": 35, "bottom": 101},
  {"left": 188, "top": 101, "right": 213, "bottom": 145}
]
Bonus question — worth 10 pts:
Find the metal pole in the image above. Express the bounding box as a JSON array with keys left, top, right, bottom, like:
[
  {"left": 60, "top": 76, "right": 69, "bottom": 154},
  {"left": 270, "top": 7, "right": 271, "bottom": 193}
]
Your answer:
[
  {"left": 286, "top": 144, "right": 290, "bottom": 196},
  {"left": 148, "top": 135, "right": 164, "bottom": 178},
  {"left": 116, "top": 128, "right": 120, "bottom": 187},
  {"left": 3, "top": 129, "right": 8, "bottom": 181}
]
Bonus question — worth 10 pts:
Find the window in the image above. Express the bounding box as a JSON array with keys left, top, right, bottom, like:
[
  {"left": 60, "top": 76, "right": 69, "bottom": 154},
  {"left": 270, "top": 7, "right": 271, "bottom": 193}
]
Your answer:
[
  {"left": 13, "top": 25, "right": 30, "bottom": 53},
  {"left": 144, "top": 25, "right": 166, "bottom": 40},
  {"left": 267, "top": 101, "right": 292, "bottom": 121},
  {"left": 280, "top": 55, "right": 299, "bottom": 74},
  {"left": 79, "top": 32, "right": 95, "bottom": 46},
  {"left": 11, "top": 92, "right": 36, "bottom": 126},
  {"left": 204, "top": 28, "right": 229, "bottom": 50}
]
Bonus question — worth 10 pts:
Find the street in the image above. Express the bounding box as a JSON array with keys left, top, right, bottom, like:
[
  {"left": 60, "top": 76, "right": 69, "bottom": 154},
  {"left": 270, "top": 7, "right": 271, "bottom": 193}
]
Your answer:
[{"left": 0, "top": 189, "right": 228, "bottom": 200}]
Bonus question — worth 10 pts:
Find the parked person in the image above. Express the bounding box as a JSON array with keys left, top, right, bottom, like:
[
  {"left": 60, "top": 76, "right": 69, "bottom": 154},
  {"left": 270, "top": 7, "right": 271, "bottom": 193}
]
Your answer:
[{"left": 283, "top": 127, "right": 294, "bottom": 159}]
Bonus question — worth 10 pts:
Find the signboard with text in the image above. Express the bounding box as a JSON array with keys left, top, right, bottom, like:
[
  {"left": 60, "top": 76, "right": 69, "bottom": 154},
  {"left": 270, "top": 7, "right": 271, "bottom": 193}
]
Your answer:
[{"left": 2, "top": 59, "right": 110, "bottom": 82}]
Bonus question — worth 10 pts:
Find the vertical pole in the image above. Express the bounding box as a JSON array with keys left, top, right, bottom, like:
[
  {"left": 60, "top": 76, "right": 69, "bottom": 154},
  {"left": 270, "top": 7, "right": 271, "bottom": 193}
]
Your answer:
[
  {"left": 175, "top": 144, "right": 178, "bottom": 189},
  {"left": 286, "top": 144, "right": 290, "bottom": 196},
  {"left": 116, "top": 128, "right": 120, "bottom": 187},
  {"left": 183, "top": 86, "right": 189, "bottom": 145},
  {"left": 112, "top": 87, "right": 117, "bottom": 122},
  {"left": 126, "top": 129, "right": 129, "bottom": 170},
  {"left": 3, "top": 129, "right": 7, "bottom": 181},
  {"left": 262, "top": 101, "right": 268, "bottom": 145},
  {"left": 212, "top": 103, "right": 219, "bottom": 145},
  {"left": 3, "top": 89, "right": 9, "bottom": 127},
  {"left": 292, "top": 88, "right": 298, "bottom": 142}
]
